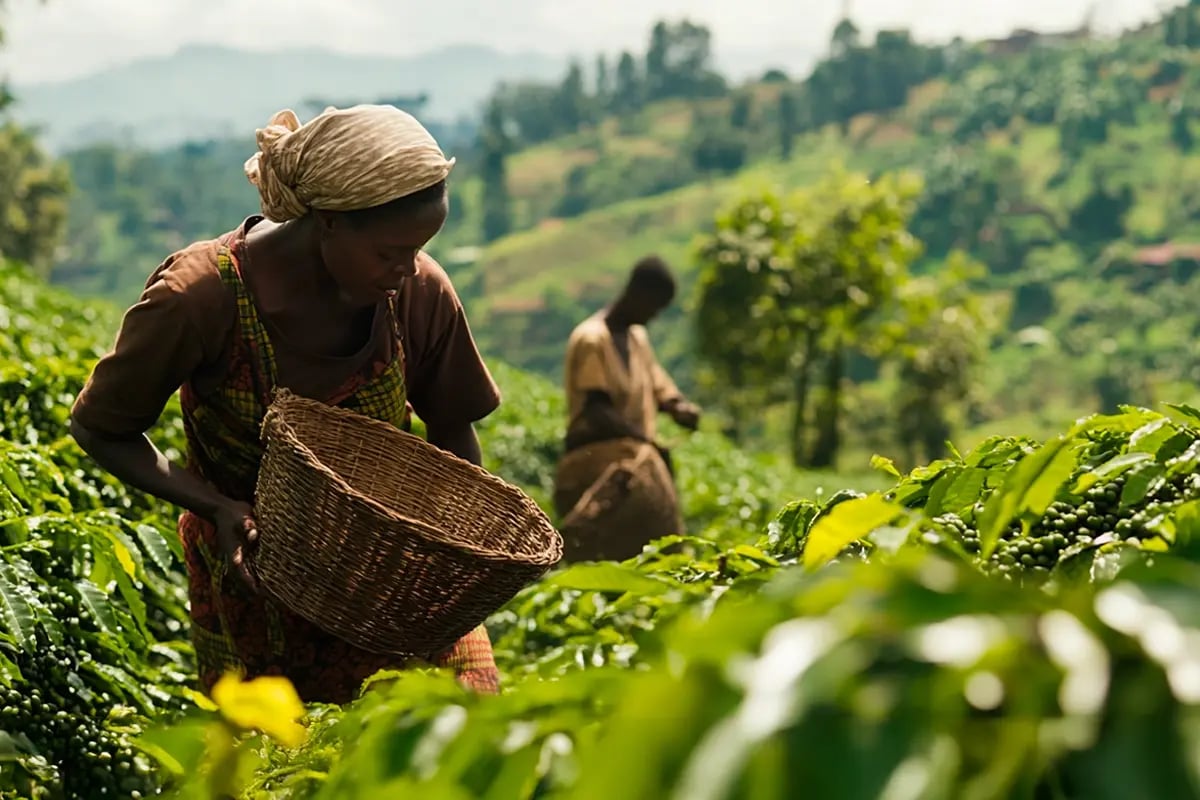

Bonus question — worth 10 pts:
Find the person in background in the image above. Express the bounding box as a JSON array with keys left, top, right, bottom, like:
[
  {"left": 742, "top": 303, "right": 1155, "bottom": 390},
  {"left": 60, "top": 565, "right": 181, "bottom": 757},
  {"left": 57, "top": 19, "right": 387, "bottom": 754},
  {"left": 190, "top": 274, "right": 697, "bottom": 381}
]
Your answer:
[
  {"left": 552, "top": 256, "right": 702, "bottom": 560},
  {"left": 69, "top": 105, "right": 501, "bottom": 703}
]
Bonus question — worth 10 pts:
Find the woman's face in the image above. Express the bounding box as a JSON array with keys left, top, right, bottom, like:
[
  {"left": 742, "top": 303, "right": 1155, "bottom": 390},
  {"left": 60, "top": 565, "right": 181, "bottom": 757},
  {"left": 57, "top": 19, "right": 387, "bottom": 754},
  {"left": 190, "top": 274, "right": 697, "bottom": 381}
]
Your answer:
[{"left": 317, "top": 197, "right": 448, "bottom": 307}]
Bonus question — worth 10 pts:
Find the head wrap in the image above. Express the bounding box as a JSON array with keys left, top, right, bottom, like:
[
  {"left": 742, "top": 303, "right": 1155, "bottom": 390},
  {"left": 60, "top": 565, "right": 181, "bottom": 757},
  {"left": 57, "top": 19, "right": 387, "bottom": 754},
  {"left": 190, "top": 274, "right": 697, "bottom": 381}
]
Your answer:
[{"left": 243, "top": 104, "right": 456, "bottom": 222}]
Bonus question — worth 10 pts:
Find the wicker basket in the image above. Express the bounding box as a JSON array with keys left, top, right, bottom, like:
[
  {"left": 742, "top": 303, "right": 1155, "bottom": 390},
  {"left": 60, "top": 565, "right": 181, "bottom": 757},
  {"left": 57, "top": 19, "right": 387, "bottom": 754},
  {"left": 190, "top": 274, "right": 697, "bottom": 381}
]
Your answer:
[
  {"left": 554, "top": 439, "right": 682, "bottom": 562},
  {"left": 251, "top": 389, "right": 562, "bottom": 658}
]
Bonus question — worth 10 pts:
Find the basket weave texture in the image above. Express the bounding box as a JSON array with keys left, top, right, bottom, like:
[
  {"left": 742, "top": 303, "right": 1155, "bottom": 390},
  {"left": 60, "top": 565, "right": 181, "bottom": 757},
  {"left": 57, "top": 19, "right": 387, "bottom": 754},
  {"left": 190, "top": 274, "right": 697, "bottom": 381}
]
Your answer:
[{"left": 252, "top": 390, "right": 562, "bottom": 658}]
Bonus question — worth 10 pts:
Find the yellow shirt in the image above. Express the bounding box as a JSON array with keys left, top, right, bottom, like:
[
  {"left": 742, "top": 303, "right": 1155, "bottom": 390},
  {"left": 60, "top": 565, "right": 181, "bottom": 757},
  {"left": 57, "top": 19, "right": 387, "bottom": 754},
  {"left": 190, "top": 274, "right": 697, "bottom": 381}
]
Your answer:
[{"left": 564, "top": 313, "right": 681, "bottom": 444}]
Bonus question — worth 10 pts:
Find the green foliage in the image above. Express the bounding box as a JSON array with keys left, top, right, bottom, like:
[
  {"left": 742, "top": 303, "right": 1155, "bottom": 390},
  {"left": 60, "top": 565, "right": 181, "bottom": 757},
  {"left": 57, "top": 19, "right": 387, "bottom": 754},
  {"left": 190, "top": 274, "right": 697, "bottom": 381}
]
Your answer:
[
  {"left": 21, "top": 8, "right": 1200, "bottom": 795},
  {"left": 921, "top": 43, "right": 1139, "bottom": 153},
  {"left": 1067, "top": 165, "right": 1135, "bottom": 250},
  {"left": 1164, "top": 1, "right": 1200, "bottom": 48},
  {"left": 0, "top": 236, "right": 877, "bottom": 799},
  {"left": 485, "top": 18, "right": 723, "bottom": 156},
  {"left": 643, "top": 19, "right": 725, "bottom": 102},
  {"left": 806, "top": 24, "right": 947, "bottom": 130},
  {"left": 55, "top": 140, "right": 260, "bottom": 300},
  {"left": 872, "top": 252, "right": 1004, "bottom": 466},
  {"left": 612, "top": 51, "right": 641, "bottom": 114},
  {"left": 908, "top": 146, "right": 1028, "bottom": 263},
  {"left": 13, "top": 238, "right": 1200, "bottom": 799},
  {"left": 479, "top": 98, "right": 515, "bottom": 244},
  {"left": 0, "top": 122, "right": 70, "bottom": 274},
  {"left": 687, "top": 112, "right": 749, "bottom": 175},
  {"left": 693, "top": 168, "right": 928, "bottom": 467},
  {"left": 692, "top": 188, "right": 796, "bottom": 400},
  {"left": 1048, "top": 269, "right": 1200, "bottom": 415},
  {"left": 0, "top": 262, "right": 193, "bottom": 799},
  {"left": 150, "top": 402, "right": 1200, "bottom": 800},
  {"left": 776, "top": 89, "right": 799, "bottom": 159}
]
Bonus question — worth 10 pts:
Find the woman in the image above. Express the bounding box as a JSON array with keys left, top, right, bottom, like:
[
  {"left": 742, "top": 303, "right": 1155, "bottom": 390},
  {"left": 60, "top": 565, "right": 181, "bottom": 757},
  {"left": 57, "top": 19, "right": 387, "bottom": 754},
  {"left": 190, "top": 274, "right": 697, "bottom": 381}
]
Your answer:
[{"left": 69, "top": 105, "right": 501, "bottom": 703}]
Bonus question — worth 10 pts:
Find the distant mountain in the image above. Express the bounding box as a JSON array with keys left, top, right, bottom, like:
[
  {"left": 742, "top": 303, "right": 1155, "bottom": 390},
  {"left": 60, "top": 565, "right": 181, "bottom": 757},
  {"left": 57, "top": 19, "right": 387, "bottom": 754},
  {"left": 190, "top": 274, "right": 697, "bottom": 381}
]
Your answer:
[{"left": 9, "top": 43, "right": 566, "bottom": 152}]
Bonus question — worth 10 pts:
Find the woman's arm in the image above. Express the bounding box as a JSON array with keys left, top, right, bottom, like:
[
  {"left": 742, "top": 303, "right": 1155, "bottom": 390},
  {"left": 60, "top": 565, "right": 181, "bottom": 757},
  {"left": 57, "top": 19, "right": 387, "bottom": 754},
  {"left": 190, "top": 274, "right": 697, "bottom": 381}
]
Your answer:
[
  {"left": 69, "top": 254, "right": 258, "bottom": 588},
  {"left": 425, "top": 420, "right": 483, "bottom": 466},
  {"left": 69, "top": 420, "right": 259, "bottom": 588},
  {"left": 70, "top": 420, "right": 224, "bottom": 518},
  {"left": 400, "top": 255, "right": 502, "bottom": 468}
]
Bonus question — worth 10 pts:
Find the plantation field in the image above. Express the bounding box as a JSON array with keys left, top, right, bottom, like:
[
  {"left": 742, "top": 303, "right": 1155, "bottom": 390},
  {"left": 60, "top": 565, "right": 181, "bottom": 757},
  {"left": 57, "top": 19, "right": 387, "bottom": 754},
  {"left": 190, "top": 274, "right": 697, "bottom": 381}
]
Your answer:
[
  {"left": 7, "top": 244, "right": 1200, "bottom": 800},
  {"left": 8, "top": 9, "right": 1200, "bottom": 796}
]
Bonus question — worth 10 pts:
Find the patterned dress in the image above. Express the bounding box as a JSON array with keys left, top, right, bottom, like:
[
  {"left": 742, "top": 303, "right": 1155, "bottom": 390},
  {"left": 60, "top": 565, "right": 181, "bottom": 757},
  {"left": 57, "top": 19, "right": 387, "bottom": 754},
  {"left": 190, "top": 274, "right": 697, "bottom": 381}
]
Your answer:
[{"left": 177, "top": 232, "right": 498, "bottom": 703}]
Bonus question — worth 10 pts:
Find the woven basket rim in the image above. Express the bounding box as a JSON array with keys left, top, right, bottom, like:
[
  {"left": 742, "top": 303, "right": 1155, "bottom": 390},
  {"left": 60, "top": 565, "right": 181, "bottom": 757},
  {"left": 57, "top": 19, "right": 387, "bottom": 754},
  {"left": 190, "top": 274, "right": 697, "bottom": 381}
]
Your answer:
[{"left": 260, "top": 389, "right": 562, "bottom": 567}]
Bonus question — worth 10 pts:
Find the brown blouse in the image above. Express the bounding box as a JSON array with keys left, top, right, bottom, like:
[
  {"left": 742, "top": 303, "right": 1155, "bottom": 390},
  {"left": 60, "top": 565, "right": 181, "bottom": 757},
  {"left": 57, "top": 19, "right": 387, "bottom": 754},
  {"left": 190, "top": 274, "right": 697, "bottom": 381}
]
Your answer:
[{"left": 72, "top": 217, "right": 500, "bottom": 437}]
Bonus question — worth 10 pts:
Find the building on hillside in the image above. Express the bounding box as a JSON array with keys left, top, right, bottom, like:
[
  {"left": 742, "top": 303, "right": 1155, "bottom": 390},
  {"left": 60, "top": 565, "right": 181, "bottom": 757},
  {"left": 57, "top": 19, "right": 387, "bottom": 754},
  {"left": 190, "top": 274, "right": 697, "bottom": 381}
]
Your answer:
[{"left": 1099, "top": 241, "right": 1200, "bottom": 289}]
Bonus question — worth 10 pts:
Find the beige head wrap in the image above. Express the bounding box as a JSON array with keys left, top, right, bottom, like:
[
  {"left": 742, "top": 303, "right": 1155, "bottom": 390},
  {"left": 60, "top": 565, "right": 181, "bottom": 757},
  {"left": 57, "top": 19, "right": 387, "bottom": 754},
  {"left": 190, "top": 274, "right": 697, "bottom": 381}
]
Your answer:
[{"left": 244, "top": 104, "right": 456, "bottom": 222}]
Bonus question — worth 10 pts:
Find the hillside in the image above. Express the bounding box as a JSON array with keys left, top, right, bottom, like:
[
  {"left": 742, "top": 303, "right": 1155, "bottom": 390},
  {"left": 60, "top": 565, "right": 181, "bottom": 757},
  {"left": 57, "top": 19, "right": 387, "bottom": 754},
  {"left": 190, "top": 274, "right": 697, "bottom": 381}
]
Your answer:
[
  {"left": 468, "top": 126, "right": 917, "bottom": 367},
  {"left": 9, "top": 43, "right": 565, "bottom": 152},
  {"left": 34, "top": 9, "right": 1200, "bottom": 473},
  {"left": 453, "top": 19, "right": 1200, "bottom": 455}
]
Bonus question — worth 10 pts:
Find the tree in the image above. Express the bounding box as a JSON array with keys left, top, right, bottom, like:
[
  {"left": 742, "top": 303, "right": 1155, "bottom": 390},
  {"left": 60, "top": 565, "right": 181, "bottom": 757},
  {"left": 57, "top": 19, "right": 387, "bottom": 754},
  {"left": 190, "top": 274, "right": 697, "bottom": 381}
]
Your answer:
[
  {"left": 694, "top": 168, "right": 924, "bottom": 467},
  {"left": 0, "top": 123, "right": 71, "bottom": 274},
  {"left": 805, "top": 64, "right": 840, "bottom": 129},
  {"left": 872, "top": 29, "right": 922, "bottom": 109},
  {"left": 670, "top": 20, "right": 718, "bottom": 94},
  {"left": 778, "top": 90, "right": 799, "bottom": 159},
  {"left": 729, "top": 90, "right": 753, "bottom": 129},
  {"left": 645, "top": 21, "right": 670, "bottom": 101},
  {"left": 554, "top": 165, "right": 591, "bottom": 218},
  {"left": 691, "top": 191, "right": 795, "bottom": 443},
  {"left": 556, "top": 61, "right": 590, "bottom": 132},
  {"left": 910, "top": 146, "right": 1027, "bottom": 259},
  {"left": 870, "top": 252, "right": 999, "bottom": 466},
  {"left": 1067, "top": 167, "right": 1133, "bottom": 251},
  {"left": 613, "top": 51, "right": 641, "bottom": 113},
  {"left": 54, "top": 139, "right": 257, "bottom": 299},
  {"left": 643, "top": 19, "right": 721, "bottom": 101},
  {"left": 1056, "top": 281, "right": 1194, "bottom": 413},
  {"left": 831, "top": 17, "right": 861, "bottom": 58},
  {"left": 1165, "top": 4, "right": 1197, "bottom": 47},
  {"left": 1055, "top": 59, "right": 1118, "bottom": 162},
  {"left": 0, "top": 10, "right": 71, "bottom": 277},
  {"left": 493, "top": 82, "right": 564, "bottom": 144},
  {"left": 479, "top": 98, "right": 513, "bottom": 242},
  {"left": 594, "top": 54, "right": 611, "bottom": 106},
  {"left": 1171, "top": 96, "right": 1194, "bottom": 152},
  {"left": 688, "top": 112, "right": 749, "bottom": 176}
]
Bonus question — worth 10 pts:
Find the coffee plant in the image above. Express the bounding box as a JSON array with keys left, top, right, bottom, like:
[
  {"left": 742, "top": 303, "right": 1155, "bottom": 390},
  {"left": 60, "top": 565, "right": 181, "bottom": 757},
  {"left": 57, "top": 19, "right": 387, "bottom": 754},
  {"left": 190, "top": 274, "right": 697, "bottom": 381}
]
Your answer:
[
  {"left": 0, "top": 263, "right": 195, "bottom": 798},
  {"left": 143, "top": 400, "right": 1200, "bottom": 800}
]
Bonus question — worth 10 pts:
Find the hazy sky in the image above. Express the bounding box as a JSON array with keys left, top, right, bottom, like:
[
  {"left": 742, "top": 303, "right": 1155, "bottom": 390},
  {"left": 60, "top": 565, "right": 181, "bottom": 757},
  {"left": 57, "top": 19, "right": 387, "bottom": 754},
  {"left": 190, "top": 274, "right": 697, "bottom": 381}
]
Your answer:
[{"left": 0, "top": 0, "right": 1172, "bottom": 85}]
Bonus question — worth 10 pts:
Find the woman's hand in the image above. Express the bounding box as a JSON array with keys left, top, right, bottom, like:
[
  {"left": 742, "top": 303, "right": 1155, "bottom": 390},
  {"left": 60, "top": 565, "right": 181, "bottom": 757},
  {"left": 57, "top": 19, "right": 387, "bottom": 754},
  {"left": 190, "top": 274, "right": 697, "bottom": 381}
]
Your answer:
[
  {"left": 68, "top": 419, "right": 264, "bottom": 591},
  {"left": 213, "top": 499, "right": 259, "bottom": 591}
]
